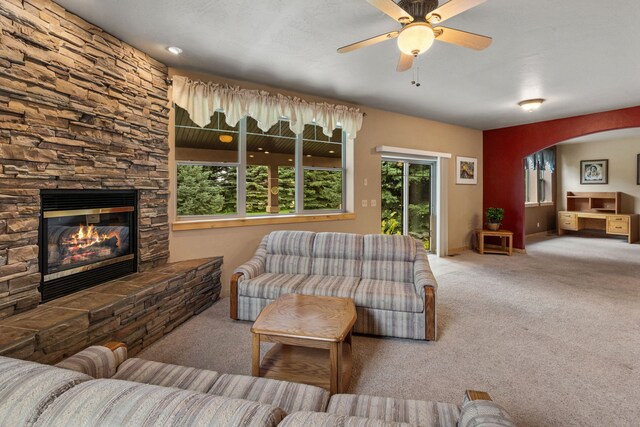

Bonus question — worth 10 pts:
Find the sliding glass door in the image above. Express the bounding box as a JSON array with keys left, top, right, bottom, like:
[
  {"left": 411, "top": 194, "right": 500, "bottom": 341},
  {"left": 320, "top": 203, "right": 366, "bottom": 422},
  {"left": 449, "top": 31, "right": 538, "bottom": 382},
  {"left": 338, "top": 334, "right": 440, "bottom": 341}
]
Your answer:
[{"left": 381, "top": 160, "right": 434, "bottom": 251}]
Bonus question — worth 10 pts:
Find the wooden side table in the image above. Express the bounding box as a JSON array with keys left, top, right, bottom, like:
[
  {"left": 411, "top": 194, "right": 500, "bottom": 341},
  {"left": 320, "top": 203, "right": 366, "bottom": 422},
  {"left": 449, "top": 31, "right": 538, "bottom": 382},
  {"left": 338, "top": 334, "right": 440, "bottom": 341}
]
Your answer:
[{"left": 475, "top": 229, "right": 513, "bottom": 256}]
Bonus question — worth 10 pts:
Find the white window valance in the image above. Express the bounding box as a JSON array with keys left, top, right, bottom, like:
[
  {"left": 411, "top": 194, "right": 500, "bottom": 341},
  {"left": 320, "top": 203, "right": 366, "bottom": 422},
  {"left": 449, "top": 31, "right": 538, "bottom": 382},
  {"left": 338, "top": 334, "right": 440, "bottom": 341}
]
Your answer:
[{"left": 171, "top": 75, "right": 364, "bottom": 139}]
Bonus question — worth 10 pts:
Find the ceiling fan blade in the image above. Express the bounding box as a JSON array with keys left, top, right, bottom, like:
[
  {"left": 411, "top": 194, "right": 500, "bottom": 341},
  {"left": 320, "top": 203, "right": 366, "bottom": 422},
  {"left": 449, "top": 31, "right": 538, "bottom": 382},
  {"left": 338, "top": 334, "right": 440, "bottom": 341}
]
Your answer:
[
  {"left": 396, "top": 53, "right": 414, "bottom": 72},
  {"left": 427, "top": 0, "right": 486, "bottom": 24},
  {"left": 367, "top": 0, "right": 413, "bottom": 23},
  {"left": 435, "top": 26, "right": 492, "bottom": 50},
  {"left": 337, "top": 31, "right": 399, "bottom": 53}
]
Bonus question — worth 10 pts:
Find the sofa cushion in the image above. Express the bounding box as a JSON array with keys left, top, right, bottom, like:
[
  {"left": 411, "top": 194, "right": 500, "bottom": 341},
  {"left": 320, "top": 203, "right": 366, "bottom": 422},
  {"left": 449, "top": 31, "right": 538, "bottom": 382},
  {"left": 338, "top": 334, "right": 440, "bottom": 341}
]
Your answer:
[
  {"left": 56, "top": 345, "right": 125, "bottom": 378},
  {"left": 354, "top": 279, "right": 424, "bottom": 313},
  {"left": 209, "top": 373, "right": 330, "bottom": 414},
  {"left": 327, "top": 394, "right": 460, "bottom": 427},
  {"left": 280, "top": 411, "right": 413, "bottom": 427},
  {"left": 311, "top": 232, "right": 363, "bottom": 277},
  {"left": 239, "top": 273, "right": 307, "bottom": 299},
  {"left": 35, "top": 379, "right": 285, "bottom": 427},
  {"left": 266, "top": 230, "right": 315, "bottom": 274},
  {"left": 112, "top": 358, "right": 219, "bottom": 393},
  {"left": 296, "top": 275, "right": 361, "bottom": 298},
  {"left": 362, "top": 235, "right": 416, "bottom": 283},
  {"left": 0, "top": 356, "right": 91, "bottom": 426}
]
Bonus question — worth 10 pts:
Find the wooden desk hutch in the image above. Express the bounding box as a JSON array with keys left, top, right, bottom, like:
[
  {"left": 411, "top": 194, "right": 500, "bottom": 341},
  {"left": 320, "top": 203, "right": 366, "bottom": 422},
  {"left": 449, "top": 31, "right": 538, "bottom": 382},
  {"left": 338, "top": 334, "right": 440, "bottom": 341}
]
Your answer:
[{"left": 558, "top": 192, "right": 639, "bottom": 244}]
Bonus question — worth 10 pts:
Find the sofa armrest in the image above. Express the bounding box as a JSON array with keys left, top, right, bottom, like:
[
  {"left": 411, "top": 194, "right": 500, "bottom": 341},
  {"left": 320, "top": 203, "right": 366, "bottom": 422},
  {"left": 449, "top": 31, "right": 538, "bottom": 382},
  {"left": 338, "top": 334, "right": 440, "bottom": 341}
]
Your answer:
[
  {"left": 233, "top": 235, "right": 268, "bottom": 281},
  {"left": 413, "top": 240, "right": 437, "bottom": 295},
  {"left": 459, "top": 391, "right": 516, "bottom": 427},
  {"left": 55, "top": 342, "right": 128, "bottom": 378}
]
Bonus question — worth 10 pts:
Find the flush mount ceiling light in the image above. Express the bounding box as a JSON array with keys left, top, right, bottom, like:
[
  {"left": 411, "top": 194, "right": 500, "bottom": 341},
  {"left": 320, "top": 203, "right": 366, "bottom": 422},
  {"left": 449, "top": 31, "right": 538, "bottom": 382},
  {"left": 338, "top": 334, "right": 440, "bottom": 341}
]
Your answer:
[
  {"left": 518, "top": 98, "right": 545, "bottom": 112},
  {"left": 167, "top": 46, "right": 183, "bottom": 55},
  {"left": 219, "top": 135, "right": 233, "bottom": 143}
]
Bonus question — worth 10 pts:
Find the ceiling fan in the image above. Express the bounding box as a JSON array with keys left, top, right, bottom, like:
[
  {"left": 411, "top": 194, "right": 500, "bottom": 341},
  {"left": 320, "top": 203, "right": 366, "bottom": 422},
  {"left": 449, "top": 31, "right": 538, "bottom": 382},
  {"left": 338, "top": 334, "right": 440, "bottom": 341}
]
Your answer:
[{"left": 338, "top": 0, "right": 492, "bottom": 72}]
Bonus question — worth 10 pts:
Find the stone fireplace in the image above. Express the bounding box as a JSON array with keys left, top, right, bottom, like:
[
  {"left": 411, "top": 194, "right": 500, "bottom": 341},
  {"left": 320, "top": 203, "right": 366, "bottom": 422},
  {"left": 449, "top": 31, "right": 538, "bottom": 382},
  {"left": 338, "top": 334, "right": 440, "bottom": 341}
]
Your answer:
[
  {"left": 39, "top": 190, "right": 138, "bottom": 301},
  {"left": 0, "top": 0, "right": 170, "bottom": 320},
  {"left": 0, "top": 0, "right": 222, "bottom": 363}
]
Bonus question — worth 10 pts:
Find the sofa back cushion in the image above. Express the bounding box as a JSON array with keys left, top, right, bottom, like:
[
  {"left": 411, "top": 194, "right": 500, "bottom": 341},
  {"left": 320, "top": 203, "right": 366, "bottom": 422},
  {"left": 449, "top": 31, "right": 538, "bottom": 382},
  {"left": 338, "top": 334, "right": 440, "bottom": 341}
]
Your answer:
[
  {"left": 36, "top": 379, "right": 286, "bottom": 427},
  {"left": 266, "top": 231, "right": 316, "bottom": 275},
  {"left": 362, "top": 235, "right": 416, "bottom": 283},
  {"left": 311, "top": 232, "right": 364, "bottom": 277},
  {"left": 0, "top": 356, "right": 91, "bottom": 426}
]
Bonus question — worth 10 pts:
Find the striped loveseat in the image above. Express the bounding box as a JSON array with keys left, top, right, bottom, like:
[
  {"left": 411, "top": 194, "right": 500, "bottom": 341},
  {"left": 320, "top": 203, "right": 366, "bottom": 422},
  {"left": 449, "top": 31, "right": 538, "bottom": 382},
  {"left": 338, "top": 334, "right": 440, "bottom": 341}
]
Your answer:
[
  {"left": 231, "top": 231, "right": 438, "bottom": 340},
  {"left": 0, "top": 343, "right": 516, "bottom": 426}
]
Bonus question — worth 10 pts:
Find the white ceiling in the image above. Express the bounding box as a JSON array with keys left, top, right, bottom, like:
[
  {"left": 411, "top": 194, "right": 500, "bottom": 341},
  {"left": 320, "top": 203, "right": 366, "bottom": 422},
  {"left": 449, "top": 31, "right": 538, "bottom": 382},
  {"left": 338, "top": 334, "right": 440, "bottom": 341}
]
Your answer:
[{"left": 54, "top": 0, "right": 640, "bottom": 130}]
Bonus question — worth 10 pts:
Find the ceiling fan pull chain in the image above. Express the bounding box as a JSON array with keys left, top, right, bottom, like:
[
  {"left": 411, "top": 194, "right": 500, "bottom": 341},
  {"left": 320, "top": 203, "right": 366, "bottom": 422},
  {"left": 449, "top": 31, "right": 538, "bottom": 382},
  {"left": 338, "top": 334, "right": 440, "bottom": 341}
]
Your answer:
[{"left": 416, "top": 66, "right": 421, "bottom": 87}]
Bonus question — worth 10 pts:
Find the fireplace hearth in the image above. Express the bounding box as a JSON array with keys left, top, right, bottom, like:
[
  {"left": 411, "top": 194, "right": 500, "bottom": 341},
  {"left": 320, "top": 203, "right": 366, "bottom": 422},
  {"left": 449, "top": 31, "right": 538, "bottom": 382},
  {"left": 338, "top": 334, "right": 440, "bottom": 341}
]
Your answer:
[{"left": 39, "top": 190, "right": 138, "bottom": 302}]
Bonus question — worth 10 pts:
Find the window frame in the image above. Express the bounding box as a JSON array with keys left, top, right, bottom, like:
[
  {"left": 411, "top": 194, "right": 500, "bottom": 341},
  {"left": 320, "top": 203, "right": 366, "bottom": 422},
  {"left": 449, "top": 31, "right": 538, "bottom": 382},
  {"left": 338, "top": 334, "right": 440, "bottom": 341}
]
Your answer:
[
  {"left": 524, "top": 164, "right": 554, "bottom": 208},
  {"left": 175, "top": 113, "right": 347, "bottom": 221}
]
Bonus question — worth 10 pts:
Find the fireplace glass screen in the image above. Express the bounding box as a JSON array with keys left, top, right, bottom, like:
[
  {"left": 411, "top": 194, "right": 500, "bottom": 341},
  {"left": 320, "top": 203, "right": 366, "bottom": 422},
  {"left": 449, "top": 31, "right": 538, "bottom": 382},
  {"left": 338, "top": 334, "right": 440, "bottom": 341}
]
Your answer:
[{"left": 45, "top": 210, "right": 133, "bottom": 280}]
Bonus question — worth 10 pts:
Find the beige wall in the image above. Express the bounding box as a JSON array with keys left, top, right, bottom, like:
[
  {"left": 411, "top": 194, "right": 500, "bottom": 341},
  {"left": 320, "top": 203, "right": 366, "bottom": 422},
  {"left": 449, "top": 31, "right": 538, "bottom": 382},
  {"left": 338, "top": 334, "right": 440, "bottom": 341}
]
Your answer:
[
  {"left": 557, "top": 137, "right": 640, "bottom": 214},
  {"left": 168, "top": 68, "right": 483, "bottom": 293}
]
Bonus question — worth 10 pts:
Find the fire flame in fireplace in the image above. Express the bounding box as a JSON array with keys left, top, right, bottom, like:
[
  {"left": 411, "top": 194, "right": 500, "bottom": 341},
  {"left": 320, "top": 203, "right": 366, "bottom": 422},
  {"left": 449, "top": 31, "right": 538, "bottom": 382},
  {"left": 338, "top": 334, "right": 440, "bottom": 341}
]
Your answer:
[{"left": 70, "top": 225, "right": 120, "bottom": 249}]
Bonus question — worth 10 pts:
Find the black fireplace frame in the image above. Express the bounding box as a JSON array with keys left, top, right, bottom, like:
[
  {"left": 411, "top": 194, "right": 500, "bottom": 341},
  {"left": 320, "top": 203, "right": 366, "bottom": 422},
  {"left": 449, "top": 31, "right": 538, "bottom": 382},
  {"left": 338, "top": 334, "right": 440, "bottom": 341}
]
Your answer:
[{"left": 39, "top": 189, "right": 138, "bottom": 302}]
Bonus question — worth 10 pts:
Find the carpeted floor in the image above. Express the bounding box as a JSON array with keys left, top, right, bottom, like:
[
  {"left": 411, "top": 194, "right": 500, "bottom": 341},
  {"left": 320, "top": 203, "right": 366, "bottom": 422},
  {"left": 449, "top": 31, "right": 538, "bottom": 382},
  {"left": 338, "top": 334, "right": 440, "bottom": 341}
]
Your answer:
[{"left": 139, "top": 235, "right": 640, "bottom": 427}]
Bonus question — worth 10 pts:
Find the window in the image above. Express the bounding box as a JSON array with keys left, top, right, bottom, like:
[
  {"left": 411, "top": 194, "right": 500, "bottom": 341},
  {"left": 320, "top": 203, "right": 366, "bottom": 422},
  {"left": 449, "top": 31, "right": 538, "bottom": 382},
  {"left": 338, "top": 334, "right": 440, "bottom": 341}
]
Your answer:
[
  {"left": 175, "top": 106, "right": 346, "bottom": 218},
  {"left": 524, "top": 149, "right": 555, "bottom": 206}
]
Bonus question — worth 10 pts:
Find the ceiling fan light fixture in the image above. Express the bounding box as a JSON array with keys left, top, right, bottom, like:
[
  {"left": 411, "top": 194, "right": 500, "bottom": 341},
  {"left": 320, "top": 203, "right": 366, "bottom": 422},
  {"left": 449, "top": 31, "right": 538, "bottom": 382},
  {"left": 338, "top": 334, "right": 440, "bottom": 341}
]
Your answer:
[
  {"left": 167, "top": 46, "right": 183, "bottom": 55},
  {"left": 397, "top": 22, "right": 435, "bottom": 56},
  {"left": 518, "top": 98, "right": 545, "bottom": 112}
]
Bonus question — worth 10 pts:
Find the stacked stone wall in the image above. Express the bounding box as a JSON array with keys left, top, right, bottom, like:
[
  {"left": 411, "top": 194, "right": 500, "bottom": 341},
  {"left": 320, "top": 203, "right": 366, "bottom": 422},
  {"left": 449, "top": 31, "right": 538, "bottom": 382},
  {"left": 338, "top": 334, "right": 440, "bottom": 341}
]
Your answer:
[{"left": 0, "top": 0, "right": 170, "bottom": 319}]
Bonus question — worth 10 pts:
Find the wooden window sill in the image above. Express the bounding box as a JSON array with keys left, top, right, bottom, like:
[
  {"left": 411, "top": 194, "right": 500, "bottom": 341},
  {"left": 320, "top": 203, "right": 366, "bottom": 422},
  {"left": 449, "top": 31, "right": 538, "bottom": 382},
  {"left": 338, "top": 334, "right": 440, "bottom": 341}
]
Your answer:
[{"left": 172, "top": 212, "right": 356, "bottom": 231}]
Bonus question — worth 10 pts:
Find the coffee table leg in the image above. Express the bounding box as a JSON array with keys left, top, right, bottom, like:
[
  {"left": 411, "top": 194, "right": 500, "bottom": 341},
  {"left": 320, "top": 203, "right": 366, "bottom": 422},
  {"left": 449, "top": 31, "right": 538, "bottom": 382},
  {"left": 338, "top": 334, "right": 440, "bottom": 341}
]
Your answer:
[
  {"left": 252, "top": 333, "right": 261, "bottom": 377},
  {"left": 330, "top": 342, "right": 342, "bottom": 394}
]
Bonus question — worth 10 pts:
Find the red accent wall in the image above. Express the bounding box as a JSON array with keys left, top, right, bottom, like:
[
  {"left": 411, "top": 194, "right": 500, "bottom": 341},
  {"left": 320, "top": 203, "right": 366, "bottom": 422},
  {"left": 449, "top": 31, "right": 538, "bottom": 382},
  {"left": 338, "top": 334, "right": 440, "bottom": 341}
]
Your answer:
[{"left": 483, "top": 106, "right": 640, "bottom": 249}]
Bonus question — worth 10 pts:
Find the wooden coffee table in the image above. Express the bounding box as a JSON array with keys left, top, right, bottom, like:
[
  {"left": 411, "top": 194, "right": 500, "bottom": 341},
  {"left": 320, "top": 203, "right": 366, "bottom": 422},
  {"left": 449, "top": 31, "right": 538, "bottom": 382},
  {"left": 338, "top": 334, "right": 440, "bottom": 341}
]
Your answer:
[{"left": 251, "top": 293, "right": 356, "bottom": 394}]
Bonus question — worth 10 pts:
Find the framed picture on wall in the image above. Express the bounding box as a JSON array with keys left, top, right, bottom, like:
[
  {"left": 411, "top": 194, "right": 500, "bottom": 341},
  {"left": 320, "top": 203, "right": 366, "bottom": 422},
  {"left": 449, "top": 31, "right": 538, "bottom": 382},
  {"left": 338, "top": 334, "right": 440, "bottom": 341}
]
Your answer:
[
  {"left": 580, "top": 159, "right": 608, "bottom": 185},
  {"left": 456, "top": 156, "right": 478, "bottom": 185}
]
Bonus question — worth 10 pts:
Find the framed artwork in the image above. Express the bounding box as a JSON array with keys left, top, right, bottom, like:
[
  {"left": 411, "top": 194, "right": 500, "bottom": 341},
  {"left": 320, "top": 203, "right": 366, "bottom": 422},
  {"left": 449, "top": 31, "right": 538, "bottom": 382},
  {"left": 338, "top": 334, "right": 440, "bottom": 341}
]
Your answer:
[
  {"left": 456, "top": 156, "right": 477, "bottom": 185},
  {"left": 637, "top": 154, "right": 640, "bottom": 185},
  {"left": 580, "top": 159, "right": 608, "bottom": 185}
]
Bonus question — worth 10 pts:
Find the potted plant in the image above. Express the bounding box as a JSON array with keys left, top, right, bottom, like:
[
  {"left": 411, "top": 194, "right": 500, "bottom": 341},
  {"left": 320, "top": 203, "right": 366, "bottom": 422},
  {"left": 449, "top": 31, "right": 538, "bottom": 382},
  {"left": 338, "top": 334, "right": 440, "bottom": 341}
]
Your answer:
[{"left": 486, "top": 207, "right": 504, "bottom": 231}]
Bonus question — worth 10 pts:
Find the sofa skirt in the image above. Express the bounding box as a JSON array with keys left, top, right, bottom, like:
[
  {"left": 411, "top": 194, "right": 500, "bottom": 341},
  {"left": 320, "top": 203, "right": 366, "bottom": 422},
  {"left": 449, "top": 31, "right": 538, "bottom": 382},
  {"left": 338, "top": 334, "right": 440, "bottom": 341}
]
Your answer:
[{"left": 237, "top": 295, "right": 426, "bottom": 340}]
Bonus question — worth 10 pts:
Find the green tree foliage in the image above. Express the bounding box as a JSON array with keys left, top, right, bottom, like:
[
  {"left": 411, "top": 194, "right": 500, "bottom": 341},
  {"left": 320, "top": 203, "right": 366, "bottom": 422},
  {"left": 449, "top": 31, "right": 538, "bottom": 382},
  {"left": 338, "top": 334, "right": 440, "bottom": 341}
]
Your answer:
[
  {"left": 177, "top": 165, "right": 237, "bottom": 215},
  {"left": 177, "top": 164, "right": 342, "bottom": 216},
  {"left": 381, "top": 161, "right": 404, "bottom": 233},
  {"left": 246, "top": 165, "right": 268, "bottom": 213},
  {"left": 304, "top": 170, "right": 342, "bottom": 210}
]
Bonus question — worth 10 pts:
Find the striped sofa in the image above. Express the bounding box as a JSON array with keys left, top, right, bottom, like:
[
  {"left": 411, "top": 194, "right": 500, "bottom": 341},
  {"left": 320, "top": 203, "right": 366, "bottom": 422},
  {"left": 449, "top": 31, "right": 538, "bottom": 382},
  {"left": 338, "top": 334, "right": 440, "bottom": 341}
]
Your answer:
[
  {"left": 0, "top": 343, "right": 516, "bottom": 426},
  {"left": 231, "top": 231, "right": 438, "bottom": 340}
]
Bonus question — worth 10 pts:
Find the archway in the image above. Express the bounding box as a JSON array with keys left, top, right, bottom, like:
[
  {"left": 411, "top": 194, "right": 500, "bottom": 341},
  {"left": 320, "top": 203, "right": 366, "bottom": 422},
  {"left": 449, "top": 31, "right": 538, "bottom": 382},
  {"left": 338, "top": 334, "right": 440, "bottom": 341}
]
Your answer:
[{"left": 483, "top": 105, "right": 640, "bottom": 249}]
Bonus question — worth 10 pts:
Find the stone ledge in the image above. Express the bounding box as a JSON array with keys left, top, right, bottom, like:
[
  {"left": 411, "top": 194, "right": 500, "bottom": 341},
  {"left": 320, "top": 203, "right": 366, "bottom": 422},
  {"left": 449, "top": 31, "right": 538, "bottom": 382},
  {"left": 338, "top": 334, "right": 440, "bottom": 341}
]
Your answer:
[{"left": 0, "top": 257, "right": 222, "bottom": 364}]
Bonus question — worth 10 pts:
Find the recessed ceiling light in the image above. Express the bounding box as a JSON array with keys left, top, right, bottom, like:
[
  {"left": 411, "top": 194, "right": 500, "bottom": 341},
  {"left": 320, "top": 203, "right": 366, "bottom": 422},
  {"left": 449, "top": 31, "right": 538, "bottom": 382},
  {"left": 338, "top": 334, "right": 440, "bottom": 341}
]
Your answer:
[
  {"left": 258, "top": 148, "right": 263, "bottom": 151},
  {"left": 265, "top": 151, "right": 270, "bottom": 154},
  {"left": 518, "top": 98, "right": 545, "bottom": 112},
  {"left": 306, "top": 154, "right": 312, "bottom": 158},
  {"left": 329, "top": 150, "right": 335, "bottom": 154},
  {"left": 249, "top": 155, "right": 254, "bottom": 158},
  {"left": 219, "top": 135, "right": 233, "bottom": 143},
  {"left": 167, "top": 46, "right": 183, "bottom": 55},
  {"left": 288, "top": 158, "right": 293, "bottom": 162}
]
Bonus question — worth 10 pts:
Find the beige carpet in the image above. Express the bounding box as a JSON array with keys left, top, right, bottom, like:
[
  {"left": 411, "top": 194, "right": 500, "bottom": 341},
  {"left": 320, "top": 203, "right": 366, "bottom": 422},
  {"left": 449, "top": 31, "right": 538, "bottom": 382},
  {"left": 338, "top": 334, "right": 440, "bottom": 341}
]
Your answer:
[{"left": 139, "top": 235, "right": 640, "bottom": 427}]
